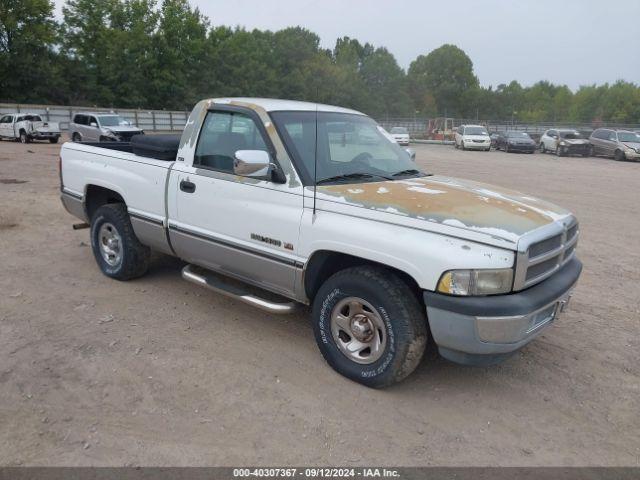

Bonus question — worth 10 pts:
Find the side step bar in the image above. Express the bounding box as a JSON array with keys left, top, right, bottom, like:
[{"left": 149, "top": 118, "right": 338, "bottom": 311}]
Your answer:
[{"left": 181, "top": 264, "right": 299, "bottom": 315}]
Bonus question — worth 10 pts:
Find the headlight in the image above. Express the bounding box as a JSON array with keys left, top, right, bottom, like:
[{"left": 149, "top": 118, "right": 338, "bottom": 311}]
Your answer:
[
  {"left": 559, "top": 141, "right": 566, "bottom": 146},
  {"left": 437, "top": 269, "right": 513, "bottom": 296}
]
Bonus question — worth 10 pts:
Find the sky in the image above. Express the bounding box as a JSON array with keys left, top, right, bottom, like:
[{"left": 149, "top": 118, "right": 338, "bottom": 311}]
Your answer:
[{"left": 53, "top": 0, "right": 640, "bottom": 90}]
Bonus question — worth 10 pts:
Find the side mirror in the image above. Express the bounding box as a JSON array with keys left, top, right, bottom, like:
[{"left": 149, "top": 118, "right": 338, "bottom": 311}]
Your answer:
[
  {"left": 233, "top": 150, "right": 271, "bottom": 177},
  {"left": 405, "top": 148, "right": 416, "bottom": 161},
  {"left": 90, "top": 122, "right": 98, "bottom": 127}
]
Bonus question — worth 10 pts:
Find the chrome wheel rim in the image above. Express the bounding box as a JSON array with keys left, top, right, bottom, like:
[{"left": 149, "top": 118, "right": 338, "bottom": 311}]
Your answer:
[
  {"left": 98, "top": 222, "right": 122, "bottom": 267},
  {"left": 330, "top": 297, "right": 387, "bottom": 365}
]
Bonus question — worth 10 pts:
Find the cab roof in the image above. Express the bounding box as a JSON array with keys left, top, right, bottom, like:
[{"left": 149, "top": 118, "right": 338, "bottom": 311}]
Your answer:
[{"left": 211, "top": 97, "right": 366, "bottom": 116}]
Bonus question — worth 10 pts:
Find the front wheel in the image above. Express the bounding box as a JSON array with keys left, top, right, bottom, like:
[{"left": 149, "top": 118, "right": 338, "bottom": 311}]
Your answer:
[
  {"left": 49, "top": 137, "right": 59, "bottom": 144},
  {"left": 72, "top": 132, "right": 81, "bottom": 142},
  {"left": 556, "top": 146, "right": 565, "bottom": 157},
  {"left": 312, "top": 266, "right": 427, "bottom": 388},
  {"left": 614, "top": 149, "right": 626, "bottom": 161},
  {"left": 19, "top": 131, "right": 30, "bottom": 144},
  {"left": 90, "top": 204, "right": 150, "bottom": 280}
]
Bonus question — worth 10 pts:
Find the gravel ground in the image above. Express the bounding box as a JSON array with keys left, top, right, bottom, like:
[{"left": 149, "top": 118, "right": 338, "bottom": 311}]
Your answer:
[{"left": 0, "top": 138, "right": 638, "bottom": 467}]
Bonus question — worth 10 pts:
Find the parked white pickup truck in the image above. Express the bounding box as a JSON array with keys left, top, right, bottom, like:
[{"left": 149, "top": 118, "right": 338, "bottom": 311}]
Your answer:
[
  {"left": 60, "top": 98, "right": 582, "bottom": 387},
  {"left": 0, "top": 113, "right": 61, "bottom": 143}
]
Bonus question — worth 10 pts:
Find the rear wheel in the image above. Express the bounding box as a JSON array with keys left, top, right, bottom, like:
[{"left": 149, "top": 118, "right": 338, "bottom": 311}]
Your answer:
[
  {"left": 49, "top": 137, "right": 59, "bottom": 144},
  {"left": 90, "top": 203, "right": 150, "bottom": 280},
  {"left": 614, "top": 149, "right": 625, "bottom": 161},
  {"left": 312, "top": 265, "right": 427, "bottom": 388}
]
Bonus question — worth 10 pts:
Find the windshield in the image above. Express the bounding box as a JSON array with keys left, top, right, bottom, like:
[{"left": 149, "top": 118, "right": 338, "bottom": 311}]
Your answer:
[
  {"left": 390, "top": 127, "right": 408, "bottom": 134},
  {"left": 271, "top": 112, "right": 421, "bottom": 185},
  {"left": 465, "top": 126, "right": 488, "bottom": 136},
  {"left": 618, "top": 132, "right": 640, "bottom": 142},
  {"left": 98, "top": 115, "right": 127, "bottom": 127},
  {"left": 559, "top": 131, "right": 583, "bottom": 139},
  {"left": 507, "top": 132, "right": 531, "bottom": 139}
]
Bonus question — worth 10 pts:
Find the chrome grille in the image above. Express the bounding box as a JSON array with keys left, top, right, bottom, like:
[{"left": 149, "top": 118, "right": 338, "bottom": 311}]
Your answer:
[{"left": 513, "top": 216, "right": 579, "bottom": 291}]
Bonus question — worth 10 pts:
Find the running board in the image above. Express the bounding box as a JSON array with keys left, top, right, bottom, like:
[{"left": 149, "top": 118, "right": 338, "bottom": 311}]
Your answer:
[{"left": 181, "top": 264, "right": 299, "bottom": 315}]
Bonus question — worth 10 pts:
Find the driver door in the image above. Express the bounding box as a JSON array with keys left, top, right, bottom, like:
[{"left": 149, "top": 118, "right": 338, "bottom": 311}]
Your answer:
[{"left": 168, "top": 107, "right": 305, "bottom": 299}]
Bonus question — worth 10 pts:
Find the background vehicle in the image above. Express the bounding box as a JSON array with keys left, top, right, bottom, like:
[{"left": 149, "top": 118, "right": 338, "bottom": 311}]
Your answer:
[
  {"left": 69, "top": 113, "right": 143, "bottom": 142},
  {"left": 489, "top": 132, "right": 503, "bottom": 149},
  {"left": 589, "top": 129, "right": 640, "bottom": 161},
  {"left": 60, "top": 98, "right": 581, "bottom": 388},
  {"left": 0, "top": 113, "right": 61, "bottom": 143},
  {"left": 539, "top": 129, "right": 591, "bottom": 156},
  {"left": 454, "top": 125, "right": 490, "bottom": 151},
  {"left": 495, "top": 131, "right": 536, "bottom": 153},
  {"left": 389, "top": 126, "right": 410, "bottom": 145}
]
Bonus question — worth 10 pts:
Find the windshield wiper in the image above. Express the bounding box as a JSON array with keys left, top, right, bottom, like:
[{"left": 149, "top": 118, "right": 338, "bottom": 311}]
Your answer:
[
  {"left": 391, "top": 168, "right": 424, "bottom": 177},
  {"left": 316, "top": 172, "right": 390, "bottom": 185}
]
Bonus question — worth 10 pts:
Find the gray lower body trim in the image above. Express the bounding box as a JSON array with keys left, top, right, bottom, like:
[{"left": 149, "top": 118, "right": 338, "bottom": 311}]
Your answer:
[
  {"left": 129, "top": 213, "right": 174, "bottom": 256},
  {"left": 60, "top": 191, "right": 87, "bottom": 222},
  {"left": 169, "top": 226, "right": 303, "bottom": 301}
]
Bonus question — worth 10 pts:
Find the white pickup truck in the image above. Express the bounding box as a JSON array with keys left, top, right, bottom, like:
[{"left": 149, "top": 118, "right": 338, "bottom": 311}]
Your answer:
[
  {"left": 0, "top": 113, "right": 61, "bottom": 143},
  {"left": 60, "top": 98, "right": 582, "bottom": 387}
]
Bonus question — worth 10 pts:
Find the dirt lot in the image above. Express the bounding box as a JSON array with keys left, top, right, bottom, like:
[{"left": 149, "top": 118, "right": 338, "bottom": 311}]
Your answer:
[{"left": 0, "top": 137, "right": 638, "bottom": 467}]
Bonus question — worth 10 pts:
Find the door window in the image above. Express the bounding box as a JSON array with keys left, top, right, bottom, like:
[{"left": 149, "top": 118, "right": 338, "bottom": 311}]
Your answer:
[
  {"left": 194, "top": 111, "right": 267, "bottom": 174},
  {"left": 0, "top": 115, "right": 11, "bottom": 123}
]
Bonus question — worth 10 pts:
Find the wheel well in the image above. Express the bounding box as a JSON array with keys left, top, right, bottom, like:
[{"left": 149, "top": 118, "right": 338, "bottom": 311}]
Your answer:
[
  {"left": 304, "top": 251, "right": 422, "bottom": 303},
  {"left": 84, "top": 185, "right": 125, "bottom": 220}
]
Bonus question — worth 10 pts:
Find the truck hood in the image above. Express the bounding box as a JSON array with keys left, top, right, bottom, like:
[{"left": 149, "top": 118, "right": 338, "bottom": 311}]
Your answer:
[
  {"left": 316, "top": 175, "right": 571, "bottom": 244},
  {"left": 107, "top": 126, "right": 143, "bottom": 133}
]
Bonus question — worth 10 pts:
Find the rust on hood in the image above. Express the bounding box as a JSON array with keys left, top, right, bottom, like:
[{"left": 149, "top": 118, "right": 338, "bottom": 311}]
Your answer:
[{"left": 318, "top": 176, "right": 570, "bottom": 241}]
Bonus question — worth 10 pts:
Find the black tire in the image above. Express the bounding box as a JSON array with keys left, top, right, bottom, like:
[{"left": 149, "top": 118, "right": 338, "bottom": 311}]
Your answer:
[
  {"left": 19, "top": 131, "right": 30, "bottom": 144},
  {"left": 504, "top": 143, "right": 509, "bottom": 153},
  {"left": 461, "top": 142, "right": 465, "bottom": 151},
  {"left": 312, "top": 265, "right": 427, "bottom": 388},
  {"left": 49, "top": 137, "right": 59, "bottom": 144},
  {"left": 72, "top": 132, "right": 81, "bottom": 142},
  {"left": 556, "top": 146, "right": 565, "bottom": 157},
  {"left": 90, "top": 203, "right": 150, "bottom": 280},
  {"left": 614, "top": 149, "right": 625, "bottom": 161}
]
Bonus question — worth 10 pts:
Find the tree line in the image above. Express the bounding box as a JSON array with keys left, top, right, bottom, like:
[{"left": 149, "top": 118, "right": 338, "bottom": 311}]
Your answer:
[{"left": 2, "top": 0, "right": 639, "bottom": 124}]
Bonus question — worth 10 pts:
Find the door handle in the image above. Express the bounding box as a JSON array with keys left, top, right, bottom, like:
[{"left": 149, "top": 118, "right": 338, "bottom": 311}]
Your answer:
[{"left": 180, "top": 179, "right": 196, "bottom": 193}]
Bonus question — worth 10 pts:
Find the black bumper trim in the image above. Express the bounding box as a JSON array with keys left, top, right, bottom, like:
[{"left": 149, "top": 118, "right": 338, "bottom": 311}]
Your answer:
[{"left": 424, "top": 257, "right": 582, "bottom": 317}]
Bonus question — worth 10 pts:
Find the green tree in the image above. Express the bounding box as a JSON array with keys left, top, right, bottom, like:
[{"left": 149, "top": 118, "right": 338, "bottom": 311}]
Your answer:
[
  {"left": 407, "top": 44, "right": 478, "bottom": 116},
  {"left": 150, "top": 0, "right": 209, "bottom": 109},
  {"left": 0, "top": 0, "right": 62, "bottom": 102}
]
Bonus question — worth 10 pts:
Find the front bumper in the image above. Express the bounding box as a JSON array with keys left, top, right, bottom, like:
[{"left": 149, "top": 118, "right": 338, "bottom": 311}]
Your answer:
[
  {"left": 506, "top": 143, "right": 536, "bottom": 152},
  {"left": 423, "top": 257, "right": 582, "bottom": 366},
  {"left": 463, "top": 141, "right": 490, "bottom": 149},
  {"left": 562, "top": 143, "right": 591, "bottom": 155},
  {"left": 623, "top": 150, "right": 640, "bottom": 160}
]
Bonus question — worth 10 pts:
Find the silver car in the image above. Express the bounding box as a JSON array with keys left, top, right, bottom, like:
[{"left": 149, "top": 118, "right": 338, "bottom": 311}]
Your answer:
[
  {"left": 589, "top": 128, "right": 640, "bottom": 161},
  {"left": 69, "top": 113, "right": 143, "bottom": 142}
]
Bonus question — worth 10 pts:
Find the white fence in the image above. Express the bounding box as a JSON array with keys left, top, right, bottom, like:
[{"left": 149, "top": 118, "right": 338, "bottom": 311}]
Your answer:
[{"left": 0, "top": 103, "right": 189, "bottom": 132}]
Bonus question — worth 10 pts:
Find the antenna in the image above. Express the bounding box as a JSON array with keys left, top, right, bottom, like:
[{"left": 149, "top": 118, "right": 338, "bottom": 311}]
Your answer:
[{"left": 313, "top": 94, "right": 319, "bottom": 216}]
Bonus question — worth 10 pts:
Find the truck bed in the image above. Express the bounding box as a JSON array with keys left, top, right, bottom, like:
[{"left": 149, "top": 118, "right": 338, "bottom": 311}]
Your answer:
[
  {"left": 78, "top": 134, "right": 181, "bottom": 160},
  {"left": 60, "top": 141, "right": 174, "bottom": 228}
]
